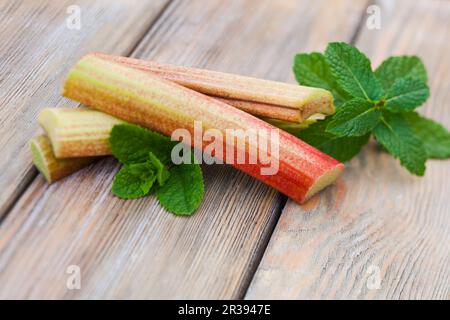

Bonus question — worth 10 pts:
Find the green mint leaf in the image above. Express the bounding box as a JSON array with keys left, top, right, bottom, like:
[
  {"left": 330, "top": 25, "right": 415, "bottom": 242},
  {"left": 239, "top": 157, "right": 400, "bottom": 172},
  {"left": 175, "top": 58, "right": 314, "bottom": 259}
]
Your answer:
[
  {"left": 109, "top": 124, "right": 176, "bottom": 165},
  {"left": 318, "top": 134, "right": 370, "bottom": 163},
  {"left": 326, "top": 98, "right": 381, "bottom": 136},
  {"left": 112, "top": 163, "right": 156, "bottom": 199},
  {"left": 374, "top": 56, "right": 428, "bottom": 91},
  {"left": 373, "top": 111, "right": 426, "bottom": 176},
  {"left": 156, "top": 163, "right": 204, "bottom": 216},
  {"left": 297, "top": 117, "right": 370, "bottom": 162},
  {"left": 293, "top": 52, "right": 350, "bottom": 106},
  {"left": 325, "top": 42, "right": 384, "bottom": 102},
  {"left": 384, "top": 77, "right": 429, "bottom": 112},
  {"left": 403, "top": 112, "right": 450, "bottom": 159},
  {"left": 148, "top": 151, "right": 170, "bottom": 186}
]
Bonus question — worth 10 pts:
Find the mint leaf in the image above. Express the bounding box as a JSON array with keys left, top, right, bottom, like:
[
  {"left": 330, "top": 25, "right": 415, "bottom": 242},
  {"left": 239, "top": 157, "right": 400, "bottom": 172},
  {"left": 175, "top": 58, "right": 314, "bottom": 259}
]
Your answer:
[
  {"left": 109, "top": 124, "right": 176, "bottom": 165},
  {"left": 384, "top": 77, "right": 429, "bottom": 112},
  {"left": 375, "top": 56, "right": 427, "bottom": 91},
  {"left": 156, "top": 163, "right": 204, "bottom": 216},
  {"left": 373, "top": 111, "right": 426, "bottom": 176},
  {"left": 148, "top": 151, "right": 170, "bottom": 186},
  {"left": 325, "top": 42, "right": 384, "bottom": 102},
  {"left": 297, "top": 117, "right": 370, "bottom": 162},
  {"left": 318, "top": 134, "right": 370, "bottom": 163},
  {"left": 403, "top": 112, "right": 450, "bottom": 159},
  {"left": 293, "top": 52, "right": 350, "bottom": 106},
  {"left": 326, "top": 98, "right": 381, "bottom": 136},
  {"left": 112, "top": 163, "right": 156, "bottom": 199}
]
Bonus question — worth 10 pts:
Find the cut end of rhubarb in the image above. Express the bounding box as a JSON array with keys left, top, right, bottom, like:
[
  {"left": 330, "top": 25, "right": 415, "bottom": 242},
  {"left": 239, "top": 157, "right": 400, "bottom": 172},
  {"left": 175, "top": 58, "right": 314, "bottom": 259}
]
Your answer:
[
  {"left": 303, "top": 162, "right": 344, "bottom": 202},
  {"left": 38, "top": 108, "right": 63, "bottom": 157},
  {"left": 30, "top": 136, "right": 52, "bottom": 182},
  {"left": 30, "top": 135, "right": 97, "bottom": 183},
  {"left": 300, "top": 89, "right": 335, "bottom": 121}
]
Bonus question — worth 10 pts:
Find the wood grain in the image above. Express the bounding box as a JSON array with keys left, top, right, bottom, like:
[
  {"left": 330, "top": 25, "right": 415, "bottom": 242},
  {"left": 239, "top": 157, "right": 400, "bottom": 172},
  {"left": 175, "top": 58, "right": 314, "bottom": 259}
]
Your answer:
[
  {"left": 0, "top": 0, "right": 170, "bottom": 218},
  {"left": 0, "top": 0, "right": 367, "bottom": 299},
  {"left": 246, "top": 0, "right": 450, "bottom": 300}
]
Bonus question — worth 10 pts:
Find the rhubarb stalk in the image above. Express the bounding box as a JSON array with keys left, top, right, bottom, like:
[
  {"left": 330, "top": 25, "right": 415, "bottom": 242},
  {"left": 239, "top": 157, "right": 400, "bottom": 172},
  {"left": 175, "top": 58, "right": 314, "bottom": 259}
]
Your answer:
[
  {"left": 93, "top": 53, "right": 335, "bottom": 123},
  {"left": 29, "top": 135, "right": 97, "bottom": 183},
  {"left": 62, "top": 55, "right": 343, "bottom": 203}
]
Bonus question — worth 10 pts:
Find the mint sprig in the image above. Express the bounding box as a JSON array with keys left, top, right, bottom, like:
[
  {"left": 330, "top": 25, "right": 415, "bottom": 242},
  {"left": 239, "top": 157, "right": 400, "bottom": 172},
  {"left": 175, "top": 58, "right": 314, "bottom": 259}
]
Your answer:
[
  {"left": 374, "top": 56, "right": 428, "bottom": 91},
  {"left": 156, "top": 162, "right": 204, "bottom": 216},
  {"left": 112, "top": 162, "right": 157, "bottom": 199},
  {"left": 327, "top": 98, "right": 381, "bottom": 137},
  {"left": 297, "top": 116, "right": 370, "bottom": 162},
  {"left": 293, "top": 42, "right": 450, "bottom": 176},
  {"left": 109, "top": 124, "right": 176, "bottom": 165},
  {"left": 294, "top": 52, "right": 350, "bottom": 106},
  {"left": 403, "top": 111, "right": 450, "bottom": 159},
  {"left": 148, "top": 151, "right": 170, "bottom": 186},
  {"left": 384, "top": 77, "right": 429, "bottom": 112},
  {"left": 109, "top": 123, "right": 204, "bottom": 215},
  {"left": 325, "top": 42, "right": 384, "bottom": 102},
  {"left": 373, "top": 111, "right": 426, "bottom": 176}
]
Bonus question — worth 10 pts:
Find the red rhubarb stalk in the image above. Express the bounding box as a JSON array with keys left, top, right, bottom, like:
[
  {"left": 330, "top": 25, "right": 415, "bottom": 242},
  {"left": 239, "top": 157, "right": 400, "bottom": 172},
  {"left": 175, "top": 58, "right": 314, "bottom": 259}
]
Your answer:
[{"left": 93, "top": 53, "right": 335, "bottom": 123}]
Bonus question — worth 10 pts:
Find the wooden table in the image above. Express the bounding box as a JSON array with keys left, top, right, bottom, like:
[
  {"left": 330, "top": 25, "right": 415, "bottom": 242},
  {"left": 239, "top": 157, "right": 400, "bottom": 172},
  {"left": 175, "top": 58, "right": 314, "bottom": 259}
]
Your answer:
[{"left": 0, "top": 0, "right": 449, "bottom": 299}]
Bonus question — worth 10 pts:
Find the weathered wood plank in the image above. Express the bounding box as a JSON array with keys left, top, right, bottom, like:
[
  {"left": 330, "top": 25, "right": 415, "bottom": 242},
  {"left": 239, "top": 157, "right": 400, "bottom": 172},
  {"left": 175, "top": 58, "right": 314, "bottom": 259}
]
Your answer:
[
  {"left": 0, "top": 0, "right": 170, "bottom": 218},
  {"left": 246, "top": 0, "right": 450, "bottom": 300},
  {"left": 0, "top": 0, "right": 367, "bottom": 299}
]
